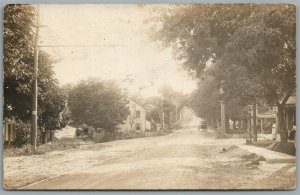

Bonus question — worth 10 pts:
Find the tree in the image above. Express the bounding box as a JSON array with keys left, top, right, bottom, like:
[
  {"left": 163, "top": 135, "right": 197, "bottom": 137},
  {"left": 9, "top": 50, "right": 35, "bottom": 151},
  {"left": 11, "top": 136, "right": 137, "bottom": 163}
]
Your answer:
[
  {"left": 4, "top": 5, "right": 70, "bottom": 146},
  {"left": 38, "top": 81, "right": 70, "bottom": 144},
  {"left": 188, "top": 75, "right": 246, "bottom": 131},
  {"left": 146, "top": 108, "right": 161, "bottom": 123},
  {"left": 4, "top": 4, "right": 36, "bottom": 121},
  {"left": 204, "top": 61, "right": 263, "bottom": 139},
  {"left": 144, "top": 96, "right": 162, "bottom": 124},
  {"left": 158, "top": 84, "right": 185, "bottom": 129},
  {"left": 151, "top": 4, "right": 295, "bottom": 143},
  {"left": 188, "top": 76, "right": 220, "bottom": 120},
  {"left": 68, "top": 79, "right": 129, "bottom": 135}
]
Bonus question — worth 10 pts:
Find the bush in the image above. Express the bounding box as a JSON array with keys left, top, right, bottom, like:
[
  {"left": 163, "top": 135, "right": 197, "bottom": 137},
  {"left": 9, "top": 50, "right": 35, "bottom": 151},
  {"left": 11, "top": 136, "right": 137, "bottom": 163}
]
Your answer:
[
  {"left": 13, "top": 120, "right": 31, "bottom": 147},
  {"left": 4, "top": 144, "right": 35, "bottom": 157}
]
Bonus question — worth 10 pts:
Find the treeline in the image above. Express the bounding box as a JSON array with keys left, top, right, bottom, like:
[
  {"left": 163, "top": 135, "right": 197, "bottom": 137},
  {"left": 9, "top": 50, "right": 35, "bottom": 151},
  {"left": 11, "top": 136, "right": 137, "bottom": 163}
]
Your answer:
[
  {"left": 4, "top": 5, "right": 70, "bottom": 147},
  {"left": 135, "top": 84, "right": 186, "bottom": 130},
  {"left": 151, "top": 4, "right": 296, "bottom": 143}
]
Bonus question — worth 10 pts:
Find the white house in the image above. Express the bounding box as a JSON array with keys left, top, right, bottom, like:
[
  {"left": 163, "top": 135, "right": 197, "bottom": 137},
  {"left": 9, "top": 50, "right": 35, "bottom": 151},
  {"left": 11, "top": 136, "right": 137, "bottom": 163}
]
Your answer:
[{"left": 117, "top": 98, "right": 147, "bottom": 134}]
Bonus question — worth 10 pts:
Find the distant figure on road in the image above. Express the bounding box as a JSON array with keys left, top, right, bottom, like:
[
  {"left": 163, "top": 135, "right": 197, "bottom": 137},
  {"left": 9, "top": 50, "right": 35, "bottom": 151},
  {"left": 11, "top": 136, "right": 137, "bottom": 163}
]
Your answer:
[
  {"left": 198, "top": 120, "right": 207, "bottom": 132},
  {"left": 75, "top": 128, "right": 82, "bottom": 138}
]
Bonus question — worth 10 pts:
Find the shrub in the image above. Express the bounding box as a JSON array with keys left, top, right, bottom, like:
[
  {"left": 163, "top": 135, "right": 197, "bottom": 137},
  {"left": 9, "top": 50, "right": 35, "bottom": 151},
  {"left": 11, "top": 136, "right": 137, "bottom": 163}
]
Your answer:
[{"left": 13, "top": 120, "right": 31, "bottom": 147}]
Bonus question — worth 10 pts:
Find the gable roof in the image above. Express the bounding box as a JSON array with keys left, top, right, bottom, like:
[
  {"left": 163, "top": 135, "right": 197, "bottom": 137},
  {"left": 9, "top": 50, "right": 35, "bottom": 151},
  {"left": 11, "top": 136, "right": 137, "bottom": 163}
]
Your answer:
[
  {"left": 286, "top": 96, "right": 296, "bottom": 105},
  {"left": 126, "top": 98, "right": 145, "bottom": 110}
]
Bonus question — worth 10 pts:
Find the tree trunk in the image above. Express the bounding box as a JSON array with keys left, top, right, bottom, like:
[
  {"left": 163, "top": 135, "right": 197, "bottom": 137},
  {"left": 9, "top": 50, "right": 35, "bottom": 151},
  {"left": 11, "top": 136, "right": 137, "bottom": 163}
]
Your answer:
[
  {"left": 211, "top": 118, "right": 215, "bottom": 129},
  {"left": 225, "top": 117, "right": 230, "bottom": 133},
  {"left": 233, "top": 120, "right": 236, "bottom": 131},
  {"left": 248, "top": 116, "right": 252, "bottom": 142},
  {"left": 253, "top": 100, "right": 257, "bottom": 142},
  {"left": 42, "top": 132, "right": 47, "bottom": 144},
  {"left": 277, "top": 105, "right": 287, "bottom": 143},
  {"left": 49, "top": 131, "right": 53, "bottom": 141}
]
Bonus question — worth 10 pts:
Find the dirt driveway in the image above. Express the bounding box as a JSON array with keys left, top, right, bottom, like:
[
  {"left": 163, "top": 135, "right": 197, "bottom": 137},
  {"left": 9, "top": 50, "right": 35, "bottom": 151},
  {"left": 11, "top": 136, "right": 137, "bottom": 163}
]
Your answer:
[{"left": 4, "top": 129, "right": 296, "bottom": 190}]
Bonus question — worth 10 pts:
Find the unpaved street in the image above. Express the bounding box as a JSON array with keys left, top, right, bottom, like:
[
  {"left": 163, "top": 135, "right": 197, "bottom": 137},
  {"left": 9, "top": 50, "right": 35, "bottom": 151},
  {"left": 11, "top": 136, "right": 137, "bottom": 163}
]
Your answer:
[{"left": 4, "top": 129, "right": 295, "bottom": 190}]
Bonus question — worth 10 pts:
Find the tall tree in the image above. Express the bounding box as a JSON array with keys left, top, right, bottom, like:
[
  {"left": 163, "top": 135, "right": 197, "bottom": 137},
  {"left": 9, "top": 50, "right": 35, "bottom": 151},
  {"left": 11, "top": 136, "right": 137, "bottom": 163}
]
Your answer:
[
  {"left": 151, "top": 4, "right": 295, "bottom": 143},
  {"left": 38, "top": 56, "right": 70, "bottom": 143},
  {"left": 4, "top": 5, "right": 70, "bottom": 146},
  {"left": 68, "top": 79, "right": 129, "bottom": 134},
  {"left": 4, "top": 4, "right": 36, "bottom": 121},
  {"left": 159, "top": 84, "right": 185, "bottom": 128}
]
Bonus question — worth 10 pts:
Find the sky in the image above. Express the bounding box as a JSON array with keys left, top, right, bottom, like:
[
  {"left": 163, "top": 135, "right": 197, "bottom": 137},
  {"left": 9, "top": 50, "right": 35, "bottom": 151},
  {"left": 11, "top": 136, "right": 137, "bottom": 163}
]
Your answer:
[{"left": 39, "top": 4, "right": 197, "bottom": 97}]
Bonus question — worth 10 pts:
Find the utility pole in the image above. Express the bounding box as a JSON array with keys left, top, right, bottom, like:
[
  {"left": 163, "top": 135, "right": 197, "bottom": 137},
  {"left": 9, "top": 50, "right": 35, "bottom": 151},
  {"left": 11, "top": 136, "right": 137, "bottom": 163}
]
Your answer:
[
  {"left": 220, "top": 80, "right": 225, "bottom": 138},
  {"left": 252, "top": 99, "right": 257, "bottom": 142},
  {"left": 28, "top": 5, "right": 123, "bottom": 148},
  {"left": 249, "top": 114, "right": 252, "bottom": 143},
  {"left": 31, "top": 4, "right": 39, "bottom": 150},
  {"left": 161, "top": 97, "right": 165, "bottom": 131}
]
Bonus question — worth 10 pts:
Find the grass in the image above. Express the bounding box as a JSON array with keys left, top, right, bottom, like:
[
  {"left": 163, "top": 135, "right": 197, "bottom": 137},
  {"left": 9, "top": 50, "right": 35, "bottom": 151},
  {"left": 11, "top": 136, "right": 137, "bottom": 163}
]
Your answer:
[{"left": 4, "top": 138, "right": 81, "bottom": 157}]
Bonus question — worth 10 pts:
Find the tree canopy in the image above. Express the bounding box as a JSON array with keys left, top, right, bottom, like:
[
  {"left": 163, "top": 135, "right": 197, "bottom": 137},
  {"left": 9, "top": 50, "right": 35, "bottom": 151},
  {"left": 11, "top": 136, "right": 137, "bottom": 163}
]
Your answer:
[
  {"left": 4, "top": 4, "right": 36, "bottom": 121},
  {"left": 68, "top": 79, "right": 130, "bottom": 132},
  {"left": 152, "top": 4, "right": 295, "bottom": 106},
  {"left": 151, "top": 4, "right": 295, "bottom": 142},
  {"left": 4, "top": 5, "right": 70, "bottom": 145}
]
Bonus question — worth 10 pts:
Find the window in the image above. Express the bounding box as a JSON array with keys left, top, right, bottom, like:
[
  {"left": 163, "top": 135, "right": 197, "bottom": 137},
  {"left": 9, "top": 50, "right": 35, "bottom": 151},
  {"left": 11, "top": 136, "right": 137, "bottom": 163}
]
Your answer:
[
  {"left": 135, "top": 123, "right": 141, "bottom": 131},
  {"left": 136, "top": 110, "right": 140, "bottom": 118}
]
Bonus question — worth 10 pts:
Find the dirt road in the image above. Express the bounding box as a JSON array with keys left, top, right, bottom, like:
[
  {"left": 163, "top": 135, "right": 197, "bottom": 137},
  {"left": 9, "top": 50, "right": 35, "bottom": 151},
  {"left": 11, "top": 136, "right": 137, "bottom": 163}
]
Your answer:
[{"left": 4, "top": 129, "right": 295, "bottom": 190}]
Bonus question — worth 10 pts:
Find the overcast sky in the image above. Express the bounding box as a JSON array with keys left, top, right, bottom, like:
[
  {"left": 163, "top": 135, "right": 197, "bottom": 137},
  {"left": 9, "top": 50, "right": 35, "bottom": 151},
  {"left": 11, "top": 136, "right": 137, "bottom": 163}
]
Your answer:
[{"left": 39, "top": 4, "right": 197, "bottom": 97}]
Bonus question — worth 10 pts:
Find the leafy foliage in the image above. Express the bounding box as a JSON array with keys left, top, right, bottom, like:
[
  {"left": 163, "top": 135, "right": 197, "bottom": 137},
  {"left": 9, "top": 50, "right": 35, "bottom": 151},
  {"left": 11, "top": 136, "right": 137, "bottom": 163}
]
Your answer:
[
  {"left": 4, "top": 4, "right": 36, "bottom": 121},
  {"left": 38, "top": 52, "right": 70, "bottom": 133},
  {"left": 13, "top": 120, "right": 31, "bottom": 147},
  {"left": 146, "top": 108, "right": 161, "bottom": 123},
  {"left": 68, "top": 79, "right": 130, "bottom": 132},
  {"left": 151, "top": 4, "right": 295, "bottom": 141},
  {"left": 4, "top": 5, "right": 70, "bottom": 145},
  {"left": 152, "top": 4, "right": 295, "bottom": 107}
]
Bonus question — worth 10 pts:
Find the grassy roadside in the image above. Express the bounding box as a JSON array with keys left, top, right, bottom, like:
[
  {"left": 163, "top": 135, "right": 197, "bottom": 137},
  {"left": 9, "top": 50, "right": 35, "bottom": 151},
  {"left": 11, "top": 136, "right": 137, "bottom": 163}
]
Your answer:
[{"left": 4, "top": 138, "right": 81, "bottom": 157}]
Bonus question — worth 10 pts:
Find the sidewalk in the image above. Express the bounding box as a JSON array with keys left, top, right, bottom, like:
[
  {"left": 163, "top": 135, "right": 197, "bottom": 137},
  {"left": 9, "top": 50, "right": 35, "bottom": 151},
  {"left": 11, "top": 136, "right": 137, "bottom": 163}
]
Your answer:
[
  {"left": 238, "top": 144, "right": 296, "bottom": 163},
  {"left": 257, "top": 133, "right": 281, "bottom": 142}
]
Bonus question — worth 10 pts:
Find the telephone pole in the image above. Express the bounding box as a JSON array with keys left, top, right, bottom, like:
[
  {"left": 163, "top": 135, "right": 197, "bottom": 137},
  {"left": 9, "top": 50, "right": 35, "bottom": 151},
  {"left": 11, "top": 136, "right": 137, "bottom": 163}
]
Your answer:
[
  {"left": 252, "top": 99, "right": 257, "bottom": 142},
  {"left": 29, "top": 5, "right": 122, "bottom": 149},
  {"left": 161, "top": 97, "right": 165, "bottom": 131},
  {"left": 220, "top": 80, "right": 225, "bottom": 138},
  {"left": 31, "top": 4, "right": 40, "bottom": 150}
]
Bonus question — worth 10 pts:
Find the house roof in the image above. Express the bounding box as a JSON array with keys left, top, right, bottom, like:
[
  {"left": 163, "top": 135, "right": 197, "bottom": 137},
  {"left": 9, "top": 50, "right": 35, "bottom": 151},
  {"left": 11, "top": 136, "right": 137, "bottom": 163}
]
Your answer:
[
  {"left": 286, "top": 96, "right": 296, "bottom": 105},
  {"left": 126, "top": 98, "right": 145, "bottom": 109},
  {"left": 144, "top": 104, "right": 156, "bottom": 110}
]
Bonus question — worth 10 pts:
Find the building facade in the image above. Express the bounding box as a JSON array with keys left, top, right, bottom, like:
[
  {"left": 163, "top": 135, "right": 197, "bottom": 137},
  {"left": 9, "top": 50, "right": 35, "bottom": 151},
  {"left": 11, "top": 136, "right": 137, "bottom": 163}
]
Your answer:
[
  {"left": 283, "top": 96, "right": 296, "bottom": 132},
  {"left": 117, "top": 98, "right": 147, "bottom": 135},
  {"left": 3, "top": 118, "right": 16, "bottom": 145}
]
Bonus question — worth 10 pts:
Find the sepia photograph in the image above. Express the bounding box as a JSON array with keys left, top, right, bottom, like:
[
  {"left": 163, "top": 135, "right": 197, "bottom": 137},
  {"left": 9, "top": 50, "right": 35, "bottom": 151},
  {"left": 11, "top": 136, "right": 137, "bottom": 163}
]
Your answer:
[{"left": 2, "top": 4, "right": 296, "bottom": 190}]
